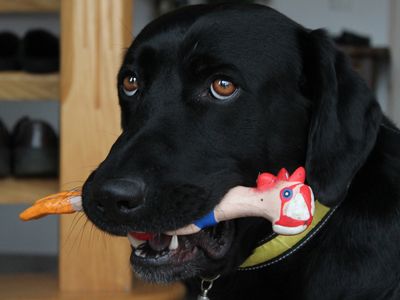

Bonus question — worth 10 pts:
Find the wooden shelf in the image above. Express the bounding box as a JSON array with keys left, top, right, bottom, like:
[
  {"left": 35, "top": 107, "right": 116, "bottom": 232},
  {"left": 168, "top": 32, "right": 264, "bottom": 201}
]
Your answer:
[
  {"left": 0, "top": 72, "right": 59, "bottom": 101},
  {"left": 0, "top": 178, "right": 59, "bottom": 204},
  {"left": 339, "top": 46, "right": 390, "bottom": 60},
  {"left": 0, "top": 0, "right": 59, "bottom": 13},
  {"left": 0, "top": 274, "right": 185, "bottom": 300}
]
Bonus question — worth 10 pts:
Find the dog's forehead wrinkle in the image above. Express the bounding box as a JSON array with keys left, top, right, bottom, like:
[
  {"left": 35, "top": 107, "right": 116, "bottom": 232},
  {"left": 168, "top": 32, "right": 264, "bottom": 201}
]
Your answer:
[
  {"left": 180, "top": 39, "right": 201, "bottom": 63},
  {"left": 134, "top": 44, "right": 180, "bottom": 75},
  {"left": 179, "top": 8, "right": 304, "bottom": 77},
  {"left": 193, "top": 41, "right": 199, "bottom": 51}
]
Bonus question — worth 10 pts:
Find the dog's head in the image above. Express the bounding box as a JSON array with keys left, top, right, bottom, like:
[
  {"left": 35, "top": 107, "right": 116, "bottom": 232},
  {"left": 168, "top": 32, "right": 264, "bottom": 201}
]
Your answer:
[{"left": 82, "top": 4, "right": 382, "bottom": 282}]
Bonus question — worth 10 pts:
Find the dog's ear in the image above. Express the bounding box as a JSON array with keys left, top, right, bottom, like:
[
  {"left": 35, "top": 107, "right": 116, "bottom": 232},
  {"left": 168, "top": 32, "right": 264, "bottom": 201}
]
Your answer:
[{"left": 300, "top": 29, "right": 382, "bottom": 207}]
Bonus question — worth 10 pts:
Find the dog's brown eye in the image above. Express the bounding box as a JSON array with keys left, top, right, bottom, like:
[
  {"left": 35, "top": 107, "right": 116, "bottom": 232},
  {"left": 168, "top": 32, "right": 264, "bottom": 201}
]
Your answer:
[
  {"left": 210, "top": 79, "right": 237, "bottom": 100},
  {"left": 123, "top": 75, "right": 139, "bottom": 96}
]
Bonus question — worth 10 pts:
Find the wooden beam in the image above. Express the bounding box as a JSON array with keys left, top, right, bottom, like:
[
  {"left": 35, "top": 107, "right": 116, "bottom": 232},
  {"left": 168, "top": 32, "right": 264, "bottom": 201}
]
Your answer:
[{"left": 59, "top": 0, "right": 134, "bottom": 292}]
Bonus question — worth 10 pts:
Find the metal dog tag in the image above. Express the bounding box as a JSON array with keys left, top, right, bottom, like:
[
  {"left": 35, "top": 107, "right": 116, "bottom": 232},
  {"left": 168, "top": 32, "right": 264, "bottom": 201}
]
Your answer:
[
  {"left": 197, "top": 274, "right": 220, "bottom": 300},
  {"left": 198, "top": 284, "right": 211, "bottom": 300},
  {"left": 197, "top": 293, "right": 210, "bottom": 300}
]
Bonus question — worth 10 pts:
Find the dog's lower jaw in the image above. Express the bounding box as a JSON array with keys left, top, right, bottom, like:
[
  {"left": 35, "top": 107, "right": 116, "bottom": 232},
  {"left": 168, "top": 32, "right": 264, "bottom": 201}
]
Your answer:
[
  {"left": 129, "top": 221, "right": 235, "bottom": 283},
  {"left": 131, "top": 249, "right": 234, "bottom": 284},
  {"left": 131, "top": 248, "right": 207, "bottom": 283}
]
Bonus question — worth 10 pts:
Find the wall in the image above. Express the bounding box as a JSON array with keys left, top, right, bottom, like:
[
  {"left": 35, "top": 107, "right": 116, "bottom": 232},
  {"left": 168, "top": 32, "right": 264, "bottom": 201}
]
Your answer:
[
  {"left": 269, "top": 0, "right": 391, "bottom": 112},
  {"left": 269, "top": 0, "right": 390, "bottom": 46},
  {"left": 0, "top": 205, "right": 59, "bottom": 255},
  {"left": 389, "top": 0, "right": 400, "bottom": 125}
]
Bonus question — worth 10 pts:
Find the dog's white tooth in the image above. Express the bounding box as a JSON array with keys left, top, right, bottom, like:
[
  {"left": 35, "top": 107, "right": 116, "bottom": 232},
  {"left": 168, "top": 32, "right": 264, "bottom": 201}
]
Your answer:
[
  {"left": 155, "top": 254, "right": 160, "bottom": 259},
  {"left": 136, "top": 249, "right": 147, "bottom": 258},
  {"left": 169, "top": 235, "right": 179, "bottom": 250},
  {"left": 127, "top": 234, "right": 145, "bottom": 248}
]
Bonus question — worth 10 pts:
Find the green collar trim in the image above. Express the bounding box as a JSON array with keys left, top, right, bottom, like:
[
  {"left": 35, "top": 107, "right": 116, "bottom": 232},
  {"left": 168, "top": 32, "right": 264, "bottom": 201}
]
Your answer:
[{"left": 239, "top": 201, "right": 335, "bottom": 270}]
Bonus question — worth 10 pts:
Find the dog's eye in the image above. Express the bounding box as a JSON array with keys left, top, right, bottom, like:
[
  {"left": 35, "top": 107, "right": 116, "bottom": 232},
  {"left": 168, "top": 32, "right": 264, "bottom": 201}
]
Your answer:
[
  {"left": 122, "top": 75, "right": 139, "bottom": 96},
  {"left": 210, "top": 79, "right": 237, "bottom": 100}
]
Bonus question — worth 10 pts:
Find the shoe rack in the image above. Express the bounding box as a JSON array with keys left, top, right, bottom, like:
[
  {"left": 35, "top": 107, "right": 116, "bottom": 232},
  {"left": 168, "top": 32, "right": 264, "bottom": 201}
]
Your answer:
[
  {"left": 0, "top": 0, "right": 60, "bottom": 100},
  {"left": 0, "top": 0, "right": 59, "bottom": 205},
  {"left": 0, "top": 0, "right": 184, "bottom": 299}
]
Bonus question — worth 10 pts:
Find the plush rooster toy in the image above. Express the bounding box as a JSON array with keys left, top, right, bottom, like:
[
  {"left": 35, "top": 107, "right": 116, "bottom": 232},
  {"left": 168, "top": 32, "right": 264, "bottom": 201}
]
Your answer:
[{"left": 20, "top": 167, "right": 315, "bottom": 237}]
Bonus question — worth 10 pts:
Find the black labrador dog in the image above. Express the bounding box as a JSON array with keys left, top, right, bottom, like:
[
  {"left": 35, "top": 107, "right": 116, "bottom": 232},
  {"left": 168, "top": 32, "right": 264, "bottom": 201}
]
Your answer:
[{"left": 82, "top": 4, "right": 400, "bottom": 299}]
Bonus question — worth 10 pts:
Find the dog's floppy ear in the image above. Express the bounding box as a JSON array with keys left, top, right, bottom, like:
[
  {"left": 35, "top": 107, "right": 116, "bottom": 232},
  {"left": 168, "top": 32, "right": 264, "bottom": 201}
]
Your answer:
[{"left": 301, "top": 29, "right": 382, "bottom": 207}]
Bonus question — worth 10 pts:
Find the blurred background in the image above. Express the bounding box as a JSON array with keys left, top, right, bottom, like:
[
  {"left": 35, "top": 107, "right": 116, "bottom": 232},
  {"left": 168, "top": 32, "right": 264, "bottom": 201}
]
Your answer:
[{"left": 0, "top": 0, "right": 398, "bottom": 299}]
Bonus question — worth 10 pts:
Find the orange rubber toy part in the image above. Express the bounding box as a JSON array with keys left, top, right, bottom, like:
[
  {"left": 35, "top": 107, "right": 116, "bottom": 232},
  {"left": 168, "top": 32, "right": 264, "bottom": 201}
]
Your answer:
[{"left": 19, "top": 190, "right": 81, "bottom": 221}]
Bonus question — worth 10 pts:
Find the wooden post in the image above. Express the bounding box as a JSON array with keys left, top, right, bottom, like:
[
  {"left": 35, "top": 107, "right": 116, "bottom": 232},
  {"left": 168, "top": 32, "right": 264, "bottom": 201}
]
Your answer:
[{"left": 59, "top": 0, "right": 133, "bottom": 292}]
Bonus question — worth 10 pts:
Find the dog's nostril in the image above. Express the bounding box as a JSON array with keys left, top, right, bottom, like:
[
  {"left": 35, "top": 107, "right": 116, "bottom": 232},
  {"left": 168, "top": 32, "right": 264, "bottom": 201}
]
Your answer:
[
  {"left": 96, "top": 178, "right": 146, "bottom": 218},
  {"left": 117, "top": 199, "right": 138, "bottom": 213},
  {"left": 96, "top": 202, "right": 105, "bottom": 213}
]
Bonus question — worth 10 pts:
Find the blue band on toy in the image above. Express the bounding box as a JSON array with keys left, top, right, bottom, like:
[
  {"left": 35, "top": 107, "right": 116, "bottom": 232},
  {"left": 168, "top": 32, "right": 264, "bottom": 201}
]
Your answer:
[{"left": 194, "top": 211, "right": 217, "bottom": 229}]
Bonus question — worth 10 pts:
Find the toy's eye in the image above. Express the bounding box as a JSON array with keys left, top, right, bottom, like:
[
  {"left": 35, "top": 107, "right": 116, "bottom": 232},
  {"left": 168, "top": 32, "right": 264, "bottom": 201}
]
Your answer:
[
  {"left": 281, "top": 188, "right": 293, "bottom": 199},
  {"left": 122, "top": 74, "right": 139, "bottom": 96},
  {"left": 210, "top": 79, "right": 237, "bottom": 100}
]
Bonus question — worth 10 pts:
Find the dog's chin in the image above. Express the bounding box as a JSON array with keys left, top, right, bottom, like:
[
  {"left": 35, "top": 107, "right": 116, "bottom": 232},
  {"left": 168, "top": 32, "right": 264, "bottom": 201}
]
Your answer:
[{"left": 129, "top": 221, "right": 235, "bottom": 283}]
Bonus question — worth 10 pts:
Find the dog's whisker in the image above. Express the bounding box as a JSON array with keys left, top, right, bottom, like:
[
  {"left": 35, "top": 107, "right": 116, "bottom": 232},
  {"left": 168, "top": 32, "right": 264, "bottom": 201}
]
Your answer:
[
  {"left": 99, "top": 228, "right": 108, "bottom": 251},
  {"left": 63, "top": 212, "right": 85, "bottom": 246},
  {"left": 117, "top": 17, "right": 135, "bottom": 41},
  {"left": 75, "top": 218, "right": 90, "bottom": 251},
  {"left": 61, "top": 212, "right": 87, "bottom": 258},
  {"left": 60, "top": 182, "right": 84, "bottom": 190},
  {"left": 63, "top": 212, "right": 84, "bottom": 247},
  {"left": 88, "top": 222, "right": 95, "bottom": 246}
]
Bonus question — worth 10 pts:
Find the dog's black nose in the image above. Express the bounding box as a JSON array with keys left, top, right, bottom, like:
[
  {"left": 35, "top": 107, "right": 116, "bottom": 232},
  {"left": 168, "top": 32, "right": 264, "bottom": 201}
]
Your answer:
[{"left": 95, "top": 178, "right": 146, "bottom": 219}]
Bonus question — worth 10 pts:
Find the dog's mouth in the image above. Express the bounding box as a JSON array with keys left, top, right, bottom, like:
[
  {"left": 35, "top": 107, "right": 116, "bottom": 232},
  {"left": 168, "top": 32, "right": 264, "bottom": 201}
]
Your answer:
[{"left": 128, "top": 221, "right": 234, "bottom": 280}]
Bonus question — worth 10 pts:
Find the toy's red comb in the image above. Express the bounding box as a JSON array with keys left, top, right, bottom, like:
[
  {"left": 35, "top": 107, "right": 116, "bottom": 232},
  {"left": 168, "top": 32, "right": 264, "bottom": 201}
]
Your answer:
[
  {"left": 256, "top": 172, "right": 277, "bottom": 191},
  {"left": 288, "top": 167, "right": 306, "bottom": 183}
]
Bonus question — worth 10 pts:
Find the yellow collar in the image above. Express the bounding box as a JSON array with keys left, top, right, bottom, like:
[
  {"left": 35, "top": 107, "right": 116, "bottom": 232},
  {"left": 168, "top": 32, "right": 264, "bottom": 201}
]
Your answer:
[{"left": 239, "top": 201, "right": 334, "bottom": 270}]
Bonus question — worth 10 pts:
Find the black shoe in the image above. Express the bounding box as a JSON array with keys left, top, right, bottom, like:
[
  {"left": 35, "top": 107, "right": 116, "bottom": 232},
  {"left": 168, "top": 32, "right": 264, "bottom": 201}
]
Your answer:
[
  {"left": 20, "top": 29, "right": 59, "bottom": 73},
  {"left": 12, "top": 117, "right": 59, "bottom": 177},
  {"left": 0, "top": 119, "right": 11, "bottom": 177},
  {"left": 0, "top": 32, "right": 20, "bottom": 71}
]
